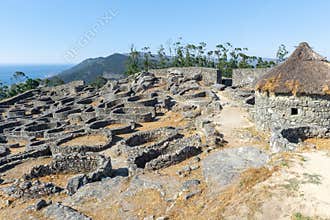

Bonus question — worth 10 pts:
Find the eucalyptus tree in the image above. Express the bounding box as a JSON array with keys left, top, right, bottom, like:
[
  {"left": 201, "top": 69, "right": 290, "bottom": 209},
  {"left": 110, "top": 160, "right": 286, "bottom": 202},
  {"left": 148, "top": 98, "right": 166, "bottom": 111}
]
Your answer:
[
  {"left": 256, "top": 57, "right": 276, "bottom": 68},
  {"left": 237, "top": 48, "right": 255, "bottom": 69},
  {"left": 184, "top": 44, "right": 197, "bottom": 67},
  {"left": 196, "top": 42, "right": 207, "bottom": 67},
  {"left": 125, "top": 44, "right": 140, "bottom": 75},
  {"left": 173, "top": 38, "right": 185, "bottom": 67},
  {"left": 142, "top": 46, "right": 154, "bottom": 71},
  {"left": 12, "top": 71, "right": 28, "bottom": 83},
  {"left": 207, "top": 50, "right": 215, "bottom": 67},
  {"left": 276, "top": 44, "right": 289, "bottom": 63},
  {"left": 0, "top": 81, "right": 8, "bottom": 100},
  {"left": 157, "top": 44, "right": 168, "bottom": 68}
]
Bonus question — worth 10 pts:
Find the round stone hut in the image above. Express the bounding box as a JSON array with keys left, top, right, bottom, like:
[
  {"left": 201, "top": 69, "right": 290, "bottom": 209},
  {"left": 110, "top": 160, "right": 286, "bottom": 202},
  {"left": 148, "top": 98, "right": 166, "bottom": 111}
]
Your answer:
[{"left": 254, "top": 42, "right": 330, "bottom": 131}]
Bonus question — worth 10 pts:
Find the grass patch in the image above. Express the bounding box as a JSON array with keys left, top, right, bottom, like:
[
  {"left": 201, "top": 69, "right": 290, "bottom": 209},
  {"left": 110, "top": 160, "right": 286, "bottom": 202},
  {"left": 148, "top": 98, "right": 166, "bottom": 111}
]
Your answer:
[
  {"left": 282, "top": 178, "right": 300, "bottom": 191},
  {"left": 292, "top": 212, "right": 312, "bottom": 220},
  {"left": 302, "top": 173, "right": 322, "bottom": 185}
]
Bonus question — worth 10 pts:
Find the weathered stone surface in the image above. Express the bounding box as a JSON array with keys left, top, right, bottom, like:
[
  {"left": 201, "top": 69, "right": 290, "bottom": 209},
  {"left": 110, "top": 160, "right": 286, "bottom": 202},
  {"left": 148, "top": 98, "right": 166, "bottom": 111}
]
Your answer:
[
  {"left": 44, "top": 202, "right": 92, "bottom": 220},
  {"left": 0, "top": 67, "right": 231, "bottom": 217},
  {"left": 232, "top": 68, "right": 270, "bottom": 89},
  {"left": 1, "top": 180, "right": 62, "bottom": 199},
  {"left": 181, "top": 179, "right": 201, "bottom": 191},
  {"left": 0, "top": 146, "right": 9, "bottom": 157},
  {"left": 255, "top": 91, "right": 330, "bottom": 131},
  {"left": 35, "top": 199, "right": 50, "bottom": 210},
  {"left": 212, "top": 83, "right": 227, "bottom": 91},
  {"left": 202, "top": 146, "right": 269, "bottom": 188},
  {"left": 270, "top": 126, "right": 330, "bottom": 153}
]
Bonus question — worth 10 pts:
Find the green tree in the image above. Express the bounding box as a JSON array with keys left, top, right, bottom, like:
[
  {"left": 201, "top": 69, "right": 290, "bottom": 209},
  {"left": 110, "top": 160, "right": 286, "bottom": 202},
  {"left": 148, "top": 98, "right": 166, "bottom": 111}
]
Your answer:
[
  {"left": 256, "top": 57, "right": 276, "bottom": 68},
  {"left": 196, "top": 42, "right": 207, "bottom": 67},
  {"left": 142, "top": 46, "right": 153, "bottom": 71},
  {"left": 238, "top": 48, "right": 254, "bottom": 69},
  {"left": 13, "top": 71, "right": 28, "bottom": 83},
  {"left": 157, "top": 44, "right": 168, "bottom": 68},
  {"left": 125, "top": 44, "right": 140, "bottom": 75},
  {"left": 276, "top": 44, "right": 289, "bottom": 63},
  {"left": 90, "top": 76, "right": 108, "bottom": 88},
  {"left": 44, "top": 77, "right": 65, "bottom": 87},
  {"left": 173, "top": 38, "right": 185, "bottom": 67},
  {"left": 184, "top": 44, "right": 196, "bottom": 67},
  {"left": 0, "top": 81, "right": 8, "bottom": 100},
  {"left": 207, "top": 50, "right": 215, "bottom": 67},
  {"left": 24, "top": 78, "right": 40, "bottom": 90},
  {"left": 215, "top": 43, "right": 231, "bottom": 76}
]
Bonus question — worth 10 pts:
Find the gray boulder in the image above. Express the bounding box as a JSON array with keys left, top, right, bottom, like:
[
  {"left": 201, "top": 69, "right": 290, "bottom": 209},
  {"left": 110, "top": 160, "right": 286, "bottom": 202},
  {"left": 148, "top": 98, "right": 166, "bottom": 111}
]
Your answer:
[
  {"left": 202, "top": 146, "right": 269, "bottom": 188},
  {"left": 66, "top": 174, "right": 89, "bottom": 195},
  {"left": 0, "top": 146, "right": 9, "bottom": 157},
  {"left": 44, "top": 202, "right": 92, "bottom": 220}
]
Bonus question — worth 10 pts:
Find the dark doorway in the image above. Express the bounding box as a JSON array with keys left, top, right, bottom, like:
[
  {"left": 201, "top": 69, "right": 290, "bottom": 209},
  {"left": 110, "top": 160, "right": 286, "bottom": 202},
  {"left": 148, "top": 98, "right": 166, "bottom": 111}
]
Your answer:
[{"left": 291, "top": 108, "right": 298, "bottom": 115}]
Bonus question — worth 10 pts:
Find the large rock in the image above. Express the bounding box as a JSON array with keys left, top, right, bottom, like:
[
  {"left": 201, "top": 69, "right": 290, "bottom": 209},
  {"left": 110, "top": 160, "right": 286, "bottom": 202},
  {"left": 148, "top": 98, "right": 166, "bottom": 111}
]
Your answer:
[
  {"left": 44, "top": 203, "right": 92, "bottom": 220},
  {"left": 0, "top": 146, "right": 9, "bottom": 157},
  {"left": 202, "top": 146, "right": 269, "bottom": 188}
]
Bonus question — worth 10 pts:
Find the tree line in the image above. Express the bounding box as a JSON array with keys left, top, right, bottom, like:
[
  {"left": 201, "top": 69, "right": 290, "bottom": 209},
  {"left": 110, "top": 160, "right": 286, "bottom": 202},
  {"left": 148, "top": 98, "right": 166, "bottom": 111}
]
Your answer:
[
  {"left": 0, "top": 72, "right": 65, "bottom": 100},
  {"left": 0, "top": 40, "right": 289, "bottom": 101},
  {"left": 125, "top": 38, "right": 288, "bottom": 77}
]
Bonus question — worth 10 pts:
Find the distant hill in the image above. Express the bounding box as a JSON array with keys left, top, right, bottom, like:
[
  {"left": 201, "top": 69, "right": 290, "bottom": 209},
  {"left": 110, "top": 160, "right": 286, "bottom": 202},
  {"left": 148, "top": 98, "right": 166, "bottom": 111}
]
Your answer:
[
  {"left": 55, "top": 53, "right": 128, "bottom": 83},
  {"left": 54, "top": 52, "right": 277, "bottom": 84}
]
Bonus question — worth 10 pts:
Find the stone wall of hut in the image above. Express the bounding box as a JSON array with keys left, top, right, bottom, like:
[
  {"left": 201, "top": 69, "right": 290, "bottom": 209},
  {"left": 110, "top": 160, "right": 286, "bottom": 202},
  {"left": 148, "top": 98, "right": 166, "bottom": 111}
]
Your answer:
[
  {"left": 254, "top": 91, "right": 330, "bottom": 131},
  {"left": 150, "top": 67, "right": 222, "bottom": 86},
  {"left": 232, "top": 68, "right": 270, "bottom": 89}
]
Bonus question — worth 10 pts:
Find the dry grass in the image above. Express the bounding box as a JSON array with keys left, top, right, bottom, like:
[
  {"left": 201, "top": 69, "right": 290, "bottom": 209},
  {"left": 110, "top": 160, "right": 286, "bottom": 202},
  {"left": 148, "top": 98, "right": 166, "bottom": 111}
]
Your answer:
[
  {"left": 127, "top": 189, "right": 167, "bottom": 218},
  {"left": 91, "top": 98, "right": 103, "bottom": 107},
  {"left": 60, "top": 134, "right": 108, "bottom": 147},
  {"left": 285, "top": 80, "right": 301, "bottom": 96},
  {"left": 208, "top": 167, "right": 276, "bottom": 217},
  {"left": 38, "top": 173, "right": 77, "bottom": 188},
  {"left": 106, "top": 123, "right": 126, "bottom": 129},
  {"left": 303, "top": 138, "right": 330, "bottom": 150},
  {"left": 9, "top": 146, "right": 26, "bottom": 155},
  {"left": 322, "top": 85, "right": 330, "bottom": 95},
  {"left": 163, "top": 165, "right": 276, "bottom": 219},
  {"left": 7, "top": 139, "right": 28, "bottom": 147},
  {"left": 256, "top": 73, "right": 282, "bottom": 93},
  {"left": 234, "top": 126, "right": 270, "bottom": 150},
  {"left": 0, "top": 191, "right": 67, "bottom": 220},
  {"left": 137, "top": 111, "right": 188, "bottom": 132},
  {"left": 1, "top": 157, "right": 52, "bottom": 181},
  {"left": 116, "top": 111, "right": 188, "bottom": 140},
  {"left": 7, "top": 139, "right": 29, "bottom": 155}
]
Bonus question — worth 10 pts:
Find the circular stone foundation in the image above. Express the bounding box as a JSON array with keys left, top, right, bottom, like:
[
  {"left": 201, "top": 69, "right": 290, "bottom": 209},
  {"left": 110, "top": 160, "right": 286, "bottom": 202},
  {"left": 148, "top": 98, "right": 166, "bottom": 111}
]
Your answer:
[{"left": 51, "top": 130, "right": 112, "bottom": 155}]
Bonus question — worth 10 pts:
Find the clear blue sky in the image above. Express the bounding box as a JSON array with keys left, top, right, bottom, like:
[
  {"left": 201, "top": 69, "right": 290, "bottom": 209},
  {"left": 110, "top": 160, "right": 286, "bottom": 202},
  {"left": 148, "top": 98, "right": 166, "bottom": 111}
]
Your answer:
[{"left": 1, "top": 0, "right": 329, "bottom": 64}]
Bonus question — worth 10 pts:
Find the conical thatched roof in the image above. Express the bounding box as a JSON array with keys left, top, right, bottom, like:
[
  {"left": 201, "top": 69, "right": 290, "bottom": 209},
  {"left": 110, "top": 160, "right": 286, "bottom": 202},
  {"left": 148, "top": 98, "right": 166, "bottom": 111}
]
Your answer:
[{"left": 256, "top": 42, "right": 330, "bottom": 95}]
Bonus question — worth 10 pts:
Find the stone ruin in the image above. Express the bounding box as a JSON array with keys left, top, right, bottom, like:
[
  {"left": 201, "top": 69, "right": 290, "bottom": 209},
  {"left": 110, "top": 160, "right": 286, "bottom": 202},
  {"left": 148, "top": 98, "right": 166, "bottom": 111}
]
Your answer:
[
  {"left": 225, "top": 42, "right": 330, "bottom": 153},
  {"left": 0, "top": 67, "right": 224, "bottom": 202}
]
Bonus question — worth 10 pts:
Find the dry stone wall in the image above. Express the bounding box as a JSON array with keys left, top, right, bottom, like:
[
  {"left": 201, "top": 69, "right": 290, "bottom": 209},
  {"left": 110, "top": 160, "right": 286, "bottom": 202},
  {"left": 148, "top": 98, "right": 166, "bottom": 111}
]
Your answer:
[
  {"left": 232, "top": 68, "right": 270, "bottom": 89},
  {"left": 254, "top": 91, "right": 330, "bottom": 131}
]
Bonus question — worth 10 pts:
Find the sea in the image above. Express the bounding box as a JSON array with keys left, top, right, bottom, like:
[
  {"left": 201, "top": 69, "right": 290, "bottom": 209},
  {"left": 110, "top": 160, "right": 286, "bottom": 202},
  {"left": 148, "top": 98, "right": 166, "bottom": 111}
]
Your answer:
[{"left": 0, "top": 64, "right": 73, "bottom": 85}]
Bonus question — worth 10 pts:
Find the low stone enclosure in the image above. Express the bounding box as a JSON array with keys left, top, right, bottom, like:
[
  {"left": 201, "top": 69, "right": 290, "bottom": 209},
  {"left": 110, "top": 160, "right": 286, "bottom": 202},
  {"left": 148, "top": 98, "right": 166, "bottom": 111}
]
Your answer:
[
  {"left": 24, "top": 153, "right": 112, "bottom": 195},
  {"left": 0, "top": 67, "right": 225, "bottom": 199},
  {"left": 270, "top": 126, "right": 330, "bottom": 153}
]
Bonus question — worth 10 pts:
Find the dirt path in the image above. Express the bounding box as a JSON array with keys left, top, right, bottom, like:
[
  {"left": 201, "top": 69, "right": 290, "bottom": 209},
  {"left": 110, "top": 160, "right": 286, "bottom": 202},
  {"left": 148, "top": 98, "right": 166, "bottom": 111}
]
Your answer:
[
  {"left": 262, "top": 151, "right": 330, "bottom": 219},
  {"left": 223, "top": 150, "right": 330, "bottom": 219},
  {"left": 213, "top": 90, "right": 330, "bottom": 219},
  {"left": 214, "top": 91, "right": 268, "bottom": 148}
]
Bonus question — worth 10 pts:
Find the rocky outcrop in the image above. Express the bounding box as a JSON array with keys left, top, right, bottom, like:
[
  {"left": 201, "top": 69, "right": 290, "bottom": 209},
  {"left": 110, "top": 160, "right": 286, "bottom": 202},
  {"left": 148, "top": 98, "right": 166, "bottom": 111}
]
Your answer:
[
  {"left": 44, "top": 202, "right": 92, "bottom": 220},
  {"left": 202, "top": 146, "right": 269, "bottom": 188}
]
